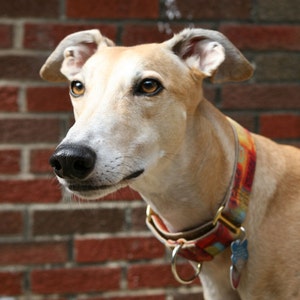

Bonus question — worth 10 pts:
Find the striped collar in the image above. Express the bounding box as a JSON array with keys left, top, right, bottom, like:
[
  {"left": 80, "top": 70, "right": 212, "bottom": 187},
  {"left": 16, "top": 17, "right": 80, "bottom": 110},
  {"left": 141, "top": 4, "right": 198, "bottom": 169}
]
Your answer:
[{"left": 146, "top": 118, "right": 256, "bottom": 285}]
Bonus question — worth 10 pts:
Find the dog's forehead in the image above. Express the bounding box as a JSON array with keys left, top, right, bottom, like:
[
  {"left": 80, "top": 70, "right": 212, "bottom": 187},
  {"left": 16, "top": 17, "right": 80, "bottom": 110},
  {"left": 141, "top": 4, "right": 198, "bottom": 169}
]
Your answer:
[{"left": 85, "top": 43, "right": 181, "bottom": 79}]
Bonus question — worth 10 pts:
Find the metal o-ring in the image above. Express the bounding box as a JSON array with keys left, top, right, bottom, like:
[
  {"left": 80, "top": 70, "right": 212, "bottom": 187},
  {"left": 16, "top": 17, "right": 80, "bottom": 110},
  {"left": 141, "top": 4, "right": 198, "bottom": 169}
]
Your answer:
[{"left": 171, "top": 243, "right": 202, "bottom": 285}]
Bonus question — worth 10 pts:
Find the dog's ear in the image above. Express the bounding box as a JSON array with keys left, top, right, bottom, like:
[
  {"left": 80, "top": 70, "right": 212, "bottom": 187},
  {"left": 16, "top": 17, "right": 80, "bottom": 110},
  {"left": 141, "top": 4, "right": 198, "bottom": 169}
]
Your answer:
[
  {"left": 40, "top": 29, "right": 115, "bottom": 82},
  {"left": 165, "top": 28, "right": 253, "bottom": 83}
]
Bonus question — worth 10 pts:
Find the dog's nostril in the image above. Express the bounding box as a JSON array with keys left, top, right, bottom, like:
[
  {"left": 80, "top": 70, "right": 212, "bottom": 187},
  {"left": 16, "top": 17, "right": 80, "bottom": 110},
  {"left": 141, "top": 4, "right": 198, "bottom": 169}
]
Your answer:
[{"left": 49, "top": 144, "right": 96, "bottom": 180}]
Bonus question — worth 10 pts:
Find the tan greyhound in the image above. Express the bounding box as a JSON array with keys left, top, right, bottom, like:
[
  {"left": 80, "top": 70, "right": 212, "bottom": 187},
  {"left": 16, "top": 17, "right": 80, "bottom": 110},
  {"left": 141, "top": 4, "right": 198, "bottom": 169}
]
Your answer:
[{"left": 40, "top": 28, "right": 300, "bottom": 300}]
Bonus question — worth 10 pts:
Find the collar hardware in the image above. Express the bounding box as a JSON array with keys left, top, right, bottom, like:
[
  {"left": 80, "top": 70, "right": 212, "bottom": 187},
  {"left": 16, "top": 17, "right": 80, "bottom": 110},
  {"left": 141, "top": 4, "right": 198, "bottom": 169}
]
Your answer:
[{"left": 213, "top": 206, "right": 242, "bottom": 236}]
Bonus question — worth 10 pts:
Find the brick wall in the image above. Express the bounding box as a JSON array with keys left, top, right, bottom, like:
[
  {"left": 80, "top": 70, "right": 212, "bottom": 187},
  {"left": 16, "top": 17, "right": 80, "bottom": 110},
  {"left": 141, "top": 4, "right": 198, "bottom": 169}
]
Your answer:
[{"left": 0, "top": 0, "right": 299, "bottom": 299}]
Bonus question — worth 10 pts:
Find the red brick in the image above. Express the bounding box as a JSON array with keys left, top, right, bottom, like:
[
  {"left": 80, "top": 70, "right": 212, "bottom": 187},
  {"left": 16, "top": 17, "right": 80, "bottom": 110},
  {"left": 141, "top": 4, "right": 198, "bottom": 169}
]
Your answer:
[
  {"left": 0, "top": 149, "right": 20, "bottom": 174},
  {"left": 24, "top": 23, "right": 117, "bottom": 50},
  {"left": 260, "top": 114, "right": 300, "bottom": 139},
  {"left": 127, "top": 264, "right": 200, "bottom": 289},
  {"left": 31, "top": 267, "right": 120, "bottom": 294},
  {"left": 66, "top": 0, "right": 159, "bottom": 19},
  {"left": 0, "top": 241, "right": 68, "bottom": 265},
  {"left": 0, "top": 271, "right": 23, "bottom": 295},
  {"left": 0, "top": 179, "right": 61, "bottom": 203},
  {"left": 75, "top": 236, "right": 165, "bottom": 263},
  {"left": 220, "top": 25, "right": 300, "bottom": 51},
  {"left": 0, "top": 86, "right": 19, "bottom": 112},
  {"left": 0, "top": 0, "right": 59, "bottom": 18},
  {"left": 0, "top": 55, "right": 47, "bottom": 80},
  {"left": 222, "top": 84, "right": 300, "bottom": 110},
  {"left": 0, "top": 211, "right": 23, "bottom": 235},
  {"left": 0, "top": 25, "right": 13, "bottom": 48},
  {"left": 100, "top": 186, "right": 142, "bottom": 201},
  {"left": 26, "top": 86, "right": 71, "bottom": 112},
  {"left": 131, "top": 206, "right": 148, "bottom": 231},
  {"left": 30, "top": 148, "right": 55, "bottom": 174},
  {"left": 169, "top": 0, "right": 251, "bottom": 20},
  {"left": 33, "top": 207, "right": 124, "bottom": 235},
  {"left": 0, "top": 118, "right": 60, "bottom": 143}
]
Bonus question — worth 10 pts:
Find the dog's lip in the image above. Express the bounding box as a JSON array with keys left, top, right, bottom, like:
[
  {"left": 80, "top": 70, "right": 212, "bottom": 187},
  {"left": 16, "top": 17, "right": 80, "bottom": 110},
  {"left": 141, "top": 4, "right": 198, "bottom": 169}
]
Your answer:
[{"left": 68, "top": 169, "right": 144, "bottom": 192}]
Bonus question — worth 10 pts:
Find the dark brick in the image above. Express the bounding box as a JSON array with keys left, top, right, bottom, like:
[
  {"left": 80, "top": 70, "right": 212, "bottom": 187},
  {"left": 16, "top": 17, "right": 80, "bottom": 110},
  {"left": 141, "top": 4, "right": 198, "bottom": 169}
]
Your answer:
[
  {"left": 0, "top": 211, "right": 23, "bottom": 235},
  {"left": 164, "top": 0, "right": 252, "bottom": 20},
  {"left": 0, "top": 24, "right": 13, "bottom": 48},
  {"left": 66, "top": 0, "right": 159, "bottom": 19},
  {"left": 255, "top": 54, "right": 300, "bottom": 82},
  {"left": 222, "top": 84, "right": 300, "bottom": 110},
  {"left": 0, "top": 118, "right": 60, "bottom": 143},
  {"left": 258, "top": 0, "right": 300, "bottom": 21},
  {"left": 0, "top": 0, "right": 59, "bottom": 18},
  {"left": 0, "top": 86, "right": 19, "bottom": 112},
  {"left": 33, "top": 207, "right": 125, "bottom": 235},
  {"left": 0, "top": 55, "right": 47, "bottom": 81},
  {"left": 24, "top": 23, "right": 117, "bottom": 50}
]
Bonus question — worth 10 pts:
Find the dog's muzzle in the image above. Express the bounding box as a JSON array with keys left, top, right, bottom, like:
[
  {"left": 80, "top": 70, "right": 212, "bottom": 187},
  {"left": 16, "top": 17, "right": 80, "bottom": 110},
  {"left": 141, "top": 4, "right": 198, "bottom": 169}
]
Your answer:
[{"left": 49, "top": 144, "right": 96, "bottom": 180}]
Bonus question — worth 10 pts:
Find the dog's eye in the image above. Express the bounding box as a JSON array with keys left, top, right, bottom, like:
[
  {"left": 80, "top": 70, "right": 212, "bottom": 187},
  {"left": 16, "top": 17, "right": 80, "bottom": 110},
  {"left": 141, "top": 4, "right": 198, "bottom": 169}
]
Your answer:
[
  {"left": 135, "top": 79, "right": 163, "bottom": 96},
  {"left": 70, "top": 81, "right": 85, "bottom": 97}
]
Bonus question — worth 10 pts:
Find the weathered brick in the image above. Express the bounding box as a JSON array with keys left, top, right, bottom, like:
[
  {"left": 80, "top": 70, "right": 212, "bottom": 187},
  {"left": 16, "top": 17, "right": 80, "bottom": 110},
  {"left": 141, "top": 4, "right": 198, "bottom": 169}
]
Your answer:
[
  {"left": 0, "top": 241, "right": 68, "bottom": 265},
  {"left": 0, "top": 179, "right": 61, "bottom": 203},
  {"left": 33, "top": 207, "right": 124, "bottom": 235},
  {"left": 66, "top": 0, "right": 159, "bottom": 19},
  {"left": 30, "top": 148, "right": 54, "bottom": 174},
  {"left": 0, "top": 55, "right": 47, "bottom": 81},
  {"left": 0, "top": 271, "right": 23, "bottom": 295},
  {"left": 0, "top": 86, "right": 19, "bottom": 112},
  {"left": 165, "top": 0, "right": 252, "bottom": 20},
  {"left": 75, "top": 236, "right": 165, "bottom": 263},
  {"left": 0, "top": 118, "right": 60, "bottom": 143},
  {"left": 0, "top": 149, "right": 20, "bottom": 174},
  {"left": 31, "top": 267, "right": 121, "bottom": 294},
  {"left": 0, "top": 24, "right": 13, "bottom": 48},
  {"left": 258, "top": 0, "right": 300, "bottom": 21},
  {"left": 0, "top": 211, "right": 23, "bottom": 235},
  {"left": 222, "top": 84, "right": 300, "bottom": 110},
  {"left": 255, "top": 54, "right": 300, "bottom": 82},
  {"left": 220, "top": 25, "right": 300, "bottom": 51},
  {"left": 24, "top": 23, "right": 117, "bottom": 50},
  {"left": 0, "top": 0, "right": 59, "bottom": 18},
  {"left": 26, "top": 86, "right": 71, "bottom": 112},
  {"left": 127, "top": 263, "right": 200, "bottom": 288},
  {"left": 260, "top": 114, "right": 300, "bottom": 139}
]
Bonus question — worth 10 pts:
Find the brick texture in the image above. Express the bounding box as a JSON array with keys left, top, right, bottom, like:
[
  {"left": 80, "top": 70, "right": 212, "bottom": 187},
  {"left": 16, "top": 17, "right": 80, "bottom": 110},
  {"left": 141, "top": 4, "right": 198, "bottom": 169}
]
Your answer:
[
  {"left": 31, "top": 267, "right": 121, "bottom": 294},
  {"left": 0, "top": 1, "right": 298, "bottom": 299}
]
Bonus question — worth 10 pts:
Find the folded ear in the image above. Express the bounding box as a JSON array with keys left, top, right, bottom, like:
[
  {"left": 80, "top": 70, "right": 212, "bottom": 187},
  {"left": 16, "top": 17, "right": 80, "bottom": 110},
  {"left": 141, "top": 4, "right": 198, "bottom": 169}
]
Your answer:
[
  {"left": 165, "top": 28, "right": 253, "bottom": 83},
  {"left": 40, "top": 29, "right": 115, "bottom": 82}
]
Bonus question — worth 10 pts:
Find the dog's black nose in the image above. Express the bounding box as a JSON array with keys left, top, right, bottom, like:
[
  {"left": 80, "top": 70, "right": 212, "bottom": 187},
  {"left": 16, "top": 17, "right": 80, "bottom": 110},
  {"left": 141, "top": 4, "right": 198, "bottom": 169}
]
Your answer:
[{"left": 49, "top": 144, "right": 96, "bottom": 180}]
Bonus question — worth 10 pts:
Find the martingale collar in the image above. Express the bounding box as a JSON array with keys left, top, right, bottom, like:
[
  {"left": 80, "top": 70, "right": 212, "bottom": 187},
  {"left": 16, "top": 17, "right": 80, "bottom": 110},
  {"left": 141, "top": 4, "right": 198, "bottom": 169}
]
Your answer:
[{"left": 146, "top": 118, "right": 256, "bottom": 285}]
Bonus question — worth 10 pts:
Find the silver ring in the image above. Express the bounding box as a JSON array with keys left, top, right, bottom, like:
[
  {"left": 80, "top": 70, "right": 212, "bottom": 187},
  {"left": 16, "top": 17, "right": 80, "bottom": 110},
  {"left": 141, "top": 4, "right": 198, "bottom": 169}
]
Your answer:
[{"left": 171, "top": 243, "right": 202, "bottom": 285}]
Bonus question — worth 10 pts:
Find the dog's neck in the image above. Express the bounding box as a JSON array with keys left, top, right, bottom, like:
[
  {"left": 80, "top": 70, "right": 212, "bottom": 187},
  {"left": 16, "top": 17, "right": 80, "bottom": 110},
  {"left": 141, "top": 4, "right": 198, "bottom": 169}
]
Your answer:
[{"left": 132, "top": 99, "right": 236, "bottom": 233}]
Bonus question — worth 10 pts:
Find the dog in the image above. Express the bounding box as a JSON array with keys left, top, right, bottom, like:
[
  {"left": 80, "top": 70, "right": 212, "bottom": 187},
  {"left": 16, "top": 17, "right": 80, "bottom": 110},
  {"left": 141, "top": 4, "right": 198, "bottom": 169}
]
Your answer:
[{"left": 40, "top": 28, "right": 300, "bottom": 300}]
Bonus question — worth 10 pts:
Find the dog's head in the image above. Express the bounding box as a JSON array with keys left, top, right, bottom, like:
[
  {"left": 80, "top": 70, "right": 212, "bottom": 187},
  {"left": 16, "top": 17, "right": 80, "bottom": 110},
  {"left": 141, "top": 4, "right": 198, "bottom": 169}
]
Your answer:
[{"left": 41, "top": 28, "right": 253, "bottom": 199}]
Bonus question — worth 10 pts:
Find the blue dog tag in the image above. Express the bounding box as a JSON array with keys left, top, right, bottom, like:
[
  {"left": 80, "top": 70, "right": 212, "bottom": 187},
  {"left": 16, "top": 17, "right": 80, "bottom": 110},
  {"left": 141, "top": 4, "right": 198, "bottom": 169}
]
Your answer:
[{"left": 230, "top": 238, "right": 248, "bottom": 289}]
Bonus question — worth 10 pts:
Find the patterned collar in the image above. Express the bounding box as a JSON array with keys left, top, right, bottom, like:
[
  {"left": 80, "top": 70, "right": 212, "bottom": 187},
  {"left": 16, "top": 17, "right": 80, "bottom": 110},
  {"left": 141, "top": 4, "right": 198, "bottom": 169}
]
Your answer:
[{"left": 146, "top": 118, "right": 256, "bottom": 287}]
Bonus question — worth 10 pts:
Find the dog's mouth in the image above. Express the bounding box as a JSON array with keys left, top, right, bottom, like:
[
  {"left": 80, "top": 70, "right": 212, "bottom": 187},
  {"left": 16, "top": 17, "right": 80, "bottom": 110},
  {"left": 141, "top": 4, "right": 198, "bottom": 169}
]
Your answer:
[{"left": 67, "top": 169, "right": 144, "bottom": 195}]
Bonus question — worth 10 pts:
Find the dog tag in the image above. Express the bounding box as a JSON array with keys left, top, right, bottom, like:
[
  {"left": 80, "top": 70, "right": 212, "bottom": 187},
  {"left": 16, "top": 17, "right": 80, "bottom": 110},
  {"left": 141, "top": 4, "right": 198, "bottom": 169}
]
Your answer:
[{"left": 230, "top": 238, "right": 248, "bottom": 289}]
